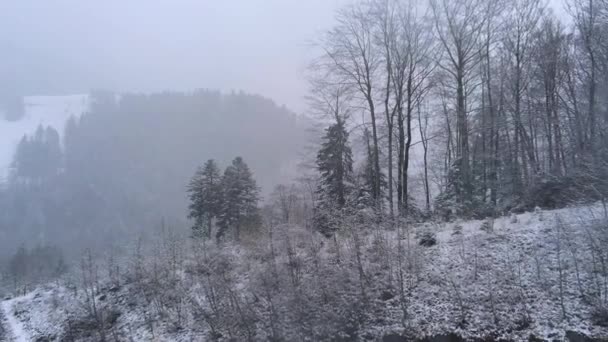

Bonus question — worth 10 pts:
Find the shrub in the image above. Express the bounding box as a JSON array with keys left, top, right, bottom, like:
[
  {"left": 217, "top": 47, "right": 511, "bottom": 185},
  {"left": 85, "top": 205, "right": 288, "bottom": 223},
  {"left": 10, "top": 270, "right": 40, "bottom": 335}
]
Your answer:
[
  {"left": 418, "top": 231, "right": 437, "bottom": 247},
  {"left": 480, "top": 219, "right": 494, "bottom": 233},
  {"left": 452, "top": 224, "right": 463, "bottom": 236},
  {"left": 591, "top": 303, "right": 608, "bottom": 327}
]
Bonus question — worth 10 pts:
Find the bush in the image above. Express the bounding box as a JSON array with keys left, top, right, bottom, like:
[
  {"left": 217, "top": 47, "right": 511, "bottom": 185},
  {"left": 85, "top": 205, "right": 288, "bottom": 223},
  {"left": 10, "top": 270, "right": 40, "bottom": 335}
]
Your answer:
[
  {"left": 418, "top": 231, "right": 437, "bottom": 247},
  {"left": 520, "top": 167, "right": 608, "bottom": 211},
  {"left": 480, "top": 219, "right": 494, "bottom": 233},
  {"left": 591, "top": 303, "right": 608, "bottom": 327},
  {"left": 452, "top": 224, "right": 463, "bottom": 236}
]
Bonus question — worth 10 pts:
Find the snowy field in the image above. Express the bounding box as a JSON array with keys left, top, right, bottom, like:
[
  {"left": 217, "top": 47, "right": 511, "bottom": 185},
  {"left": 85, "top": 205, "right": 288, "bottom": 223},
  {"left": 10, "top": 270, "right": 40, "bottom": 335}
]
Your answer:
[
  {"left": 1, "top": 203, "right": 607, "bottom": 341},
  {"left": 0, "top": 95, "right": 89, "bottom": 181}
]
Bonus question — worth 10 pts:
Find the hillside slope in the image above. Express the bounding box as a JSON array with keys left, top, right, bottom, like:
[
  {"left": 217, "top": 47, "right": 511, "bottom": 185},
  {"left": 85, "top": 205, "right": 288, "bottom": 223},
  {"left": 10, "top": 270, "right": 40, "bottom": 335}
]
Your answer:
[{"left": 2, "top": 204, "right": 607, "bottom": 341}]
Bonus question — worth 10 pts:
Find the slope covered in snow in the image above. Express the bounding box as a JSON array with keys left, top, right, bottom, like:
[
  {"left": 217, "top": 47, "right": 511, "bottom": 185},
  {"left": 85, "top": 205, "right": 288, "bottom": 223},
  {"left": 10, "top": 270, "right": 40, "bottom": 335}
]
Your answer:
[
  {"left": 0, "top": 94, "right": 89, "bottom": 181},
  {"left": 1, "top": 204, "right": 607, "bottom": 341},
  {"left": 1, "top": 295, "right": 31, "bottom": 342}
]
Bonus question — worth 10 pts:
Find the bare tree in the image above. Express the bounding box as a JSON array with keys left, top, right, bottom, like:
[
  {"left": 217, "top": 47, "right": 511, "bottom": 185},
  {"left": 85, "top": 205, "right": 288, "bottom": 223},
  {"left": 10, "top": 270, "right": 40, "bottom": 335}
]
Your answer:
[
  {"left": 431, "top": 0, "right": 491, "bottom": 204},
  {"left": 270, "top": 184, "right": 300, "bottom": 225},
  {"left": 568, "top": 0, "right": 602, "bottom": 153},
  {"left": 392, "top": 0, "right": 437, "bottom": 215},
  {"left": 502, "top": 0, "right": 544, "bottom": 193},
  {"left": 372, "top": 0, "right": 399, "bottom": 218},
  {"left": 417, "top": 100, "right": 432, "bottom": 212}
]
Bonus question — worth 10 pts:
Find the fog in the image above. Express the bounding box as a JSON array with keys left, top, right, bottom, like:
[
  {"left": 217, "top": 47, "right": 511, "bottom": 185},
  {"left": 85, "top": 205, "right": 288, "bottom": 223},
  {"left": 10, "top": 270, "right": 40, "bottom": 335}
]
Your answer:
[
  {"left": 0, "top": 0, "right": 349, "bottom": 113},
  {"left": 4, "top": 0, "right": 608, "bottom": 341},
  {"left": 0, "top": 0, "right": 357, "bottom": 259},
  {"left": 0, "top": 0, "right": 570, "bottom": 113}
]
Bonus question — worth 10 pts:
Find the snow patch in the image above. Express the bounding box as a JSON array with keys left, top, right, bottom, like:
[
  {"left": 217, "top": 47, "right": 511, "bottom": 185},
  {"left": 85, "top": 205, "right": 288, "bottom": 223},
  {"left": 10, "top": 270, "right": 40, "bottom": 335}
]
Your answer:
[
  {"left": 1, "top": 294, "right": 33, "bottom": 342},
  {"left": 0, "top": 94, "right": 89, "bottom": 181}
]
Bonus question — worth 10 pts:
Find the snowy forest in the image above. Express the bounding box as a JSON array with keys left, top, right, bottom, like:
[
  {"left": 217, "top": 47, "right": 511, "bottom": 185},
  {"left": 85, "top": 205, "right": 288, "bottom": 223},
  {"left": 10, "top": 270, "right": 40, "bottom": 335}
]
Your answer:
[{"left": 1, "top": 0, "right": 608, "bottom": 341}]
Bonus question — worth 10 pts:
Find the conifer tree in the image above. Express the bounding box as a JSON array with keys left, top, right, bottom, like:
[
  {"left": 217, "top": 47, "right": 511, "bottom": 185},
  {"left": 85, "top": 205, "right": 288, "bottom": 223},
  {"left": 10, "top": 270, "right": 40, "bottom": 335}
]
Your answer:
[
  {"left": 187, "top": 159, "right": 222, "bottom": 238},
  {"left": 314, "top": 119, "right": 354, "bottom": 235},
  {"left": 11, "top": 125, "right": 62, "bottom": 183},
  {"left": 217, "top": 157, "right": 260, "bottom": 242}
]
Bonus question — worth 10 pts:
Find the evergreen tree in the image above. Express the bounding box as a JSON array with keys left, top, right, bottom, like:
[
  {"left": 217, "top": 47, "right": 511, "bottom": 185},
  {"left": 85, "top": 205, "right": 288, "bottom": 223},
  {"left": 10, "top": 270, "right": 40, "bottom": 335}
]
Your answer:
[
  {"left": 217, "top": 157, "right": 260, "bottom": 242},
  {"left": 314, "top": 119, "right": 354, "bottom": 236},
  {"left": 42, "top": 126, "right": 62, "bottom": 177},
  {"left": 11, "top": 125, "right": 62, "bottom": 183},
  {"left": 187, "top": 159, "right": 222, "bottom": 238},
  {"left": 435, "top": 158, "right": 470, "bottom": 220}
]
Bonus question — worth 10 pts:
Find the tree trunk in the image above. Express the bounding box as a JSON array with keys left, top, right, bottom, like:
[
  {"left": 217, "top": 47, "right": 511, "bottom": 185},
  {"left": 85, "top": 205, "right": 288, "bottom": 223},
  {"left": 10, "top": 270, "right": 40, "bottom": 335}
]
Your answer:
[
  {"left": 456, "top": 65, "right": 470, "bottom": 202},
  {"left": 366, "top": 92, "right": 382, "bottom": 206},
  {"left": 403, "top": 72, "right": 414, "bottom": 213},
  {"left": 397, "top": 104, "right": 405, "bottom": 215},
  {"left": 418, "top": 102, "right": 431, "bottom": 212},
  {"left": 485, "top": 39, "right": 498, "bottom": 207}
]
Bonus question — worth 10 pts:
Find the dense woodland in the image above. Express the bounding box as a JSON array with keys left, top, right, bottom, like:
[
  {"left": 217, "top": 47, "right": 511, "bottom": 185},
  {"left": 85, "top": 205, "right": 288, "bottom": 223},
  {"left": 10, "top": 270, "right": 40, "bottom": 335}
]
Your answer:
[
  {"left": 306, "top": 0, "right": 608, "bottom": 222},
  {"left": 0, "top": 91, "right": 308, "bottom": 259},
  {"left": 1, "top": 0, "right": 608, "bottom": 340}
]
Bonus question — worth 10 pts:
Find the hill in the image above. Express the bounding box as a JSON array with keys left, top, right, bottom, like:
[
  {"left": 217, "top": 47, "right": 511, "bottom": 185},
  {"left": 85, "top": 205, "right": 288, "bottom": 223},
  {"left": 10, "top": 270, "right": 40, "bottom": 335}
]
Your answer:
[{"left": 1, "top": 204, "right": 607, "bottom": 341}]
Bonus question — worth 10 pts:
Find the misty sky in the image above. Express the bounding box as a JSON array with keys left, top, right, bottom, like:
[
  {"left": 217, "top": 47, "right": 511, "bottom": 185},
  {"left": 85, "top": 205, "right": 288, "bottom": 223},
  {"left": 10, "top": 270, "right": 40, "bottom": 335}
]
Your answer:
[{"left": 1, "top": 0, "right": 567, "bottom": 114}]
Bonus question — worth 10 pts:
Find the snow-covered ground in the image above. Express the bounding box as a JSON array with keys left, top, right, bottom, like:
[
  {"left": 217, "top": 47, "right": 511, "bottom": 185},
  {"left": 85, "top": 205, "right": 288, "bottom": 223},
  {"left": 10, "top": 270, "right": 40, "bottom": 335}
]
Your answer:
[
  {"left": 1, "top": 293, "right": 33, "bottom": 342},
  {"left": 0, "top": 94, "right": 89, "bottom": 181},
  {"left": 1, "top": 204, "right": 607, "bottom": 341}
]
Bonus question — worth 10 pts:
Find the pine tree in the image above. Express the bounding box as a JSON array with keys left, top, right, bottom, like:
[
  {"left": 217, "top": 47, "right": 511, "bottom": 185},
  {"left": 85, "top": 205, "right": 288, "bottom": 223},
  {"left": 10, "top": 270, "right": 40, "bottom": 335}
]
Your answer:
[
  {"left": 217, "top": 157, "right": 260, "bottom": 242},
  {"left": 435, "top": 158, "right": 470, "bottom": 220},
  {"left": 11, "top": 126, "right": 62, "bottom": 183},
  {"left": 187, "top": 159, "right": 222, "bottom": 238},
  {"left": 314, "top": 119, "right": 354, "bottom": 236}
]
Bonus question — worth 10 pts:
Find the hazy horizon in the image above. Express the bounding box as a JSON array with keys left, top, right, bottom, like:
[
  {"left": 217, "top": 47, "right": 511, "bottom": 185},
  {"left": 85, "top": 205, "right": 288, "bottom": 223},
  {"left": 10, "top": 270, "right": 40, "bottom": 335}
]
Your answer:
[
  {"left": 0, "top": 0, "right": 353, "bottom": 114},
  {"left": 0, "top": 0, "right": 569, "bottom": 115}
]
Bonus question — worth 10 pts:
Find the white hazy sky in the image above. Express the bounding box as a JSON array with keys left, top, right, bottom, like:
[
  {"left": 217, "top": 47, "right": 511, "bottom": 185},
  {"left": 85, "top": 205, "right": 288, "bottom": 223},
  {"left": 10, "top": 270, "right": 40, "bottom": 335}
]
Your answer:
[{"left": 0, "top": 0, "right": 567, "bottom": 114}]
